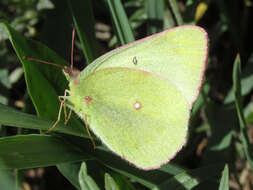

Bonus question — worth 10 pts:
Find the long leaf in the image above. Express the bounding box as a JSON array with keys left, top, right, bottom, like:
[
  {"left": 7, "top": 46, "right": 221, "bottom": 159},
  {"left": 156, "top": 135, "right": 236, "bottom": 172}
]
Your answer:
[
  {"left": 57, "top": 162, "right": 82, "bottom": 190},
  {"left": 0, "top": 135, "right": 91, "bottom": 169},
  {"left": 218, "top": 164, "right": 229, "bottom": 190},
  {"left": 0, "top": 169, "right": 16, "bottom": 190},
  {"left": 107, "top": 0, "right": 135, "bottom": 45},
  {"left": 105, "top": 173, "right": 120, "bottom": 190},
  {"left": 79, "top": 162, "right": 101, "bottom": 190},
  {"left": 233, "top": 54, "right": 253, "bottom": 169},
  {"left": 108, "top": 172, "right": 136, "bottom": 190},
  {"left": 0, "top": 103, "right": 84, "bottom": 137},
  {"left": 146, "top": 0, "right": 164, "bottom": 34},
  {"left": 157, "top": 164, "right": 224, "bottom": 190},
  {"left": 225, "top": 54, "right": 253, "bottom": 103},
  {"left": 167, "top": 0, "right": 184, "bottom": 25}
]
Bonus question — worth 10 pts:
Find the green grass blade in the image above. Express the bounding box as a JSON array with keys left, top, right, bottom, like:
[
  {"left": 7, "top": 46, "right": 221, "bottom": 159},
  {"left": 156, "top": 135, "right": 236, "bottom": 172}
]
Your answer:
[
  {"left": 107, "top": 173, "right": 136, "bottom": 190},
  {"left": 146, "top": 0, "right": 164, "bottom": 34},
  {"left": 0, "top": 103, "right": 85, "bottom": 137},
  {"left": 0, "top": 169, "right": 16, "bottom": 189},
  {"left": 225, "top": 54, "right": 253, "bottom": 104},
  {"left": 218, "top": 164, "right": 229, "bottom": 190},
  {"left": 79, "top": 162, "right": 101, "bottom": 190},
  {"left": 57, "top": 162, "right": 82, "bottom": 190},
  {"left": 167, "top": 0, "right": 184, "bottom": 25},
  {"left": 164, "top": 6, "right": 176, "bottom": 29},
  {"left": 159, "top": 164, "right": 185, "bottom": 175},
  {"left": 0, "top": 69, "right": 10, "bottom": 100},
  {"left": 107, "top": 0, "right": 135, "bottom": 45},
  {"left": 245, "top": 102, "right": 253, "bottom": 124},
  {"left": 105, "top": 173, "right": 120, "bottom": 190},
  {"left": 68, "top": 0, "right": 99, "bottom": 63},
  {"left": 157, "top": 164, "right": 224, "bottom": 190},
  {"left": 0, "top": 135, "right": 90, "bottom": 169},
  {"left": 233, "top": 54, "right": 253, "bottom": 169}
]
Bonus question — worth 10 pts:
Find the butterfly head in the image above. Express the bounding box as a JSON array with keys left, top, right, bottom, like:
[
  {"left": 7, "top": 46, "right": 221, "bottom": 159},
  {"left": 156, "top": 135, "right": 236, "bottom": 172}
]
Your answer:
[{"left": 62, "top": 66, "right": 80, "bottom": 82}]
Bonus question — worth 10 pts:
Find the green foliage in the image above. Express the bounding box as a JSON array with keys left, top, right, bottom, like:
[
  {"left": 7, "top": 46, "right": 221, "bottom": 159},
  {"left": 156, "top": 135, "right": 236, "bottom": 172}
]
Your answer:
[
  {"left": 218, "top": 164, "right": 229, "bottom": 190},
  {"left": 233, "top": 55, "right": 253, "bottom": 169},
  {"left": 0, "top": 0, "right": 253, "bottom": 189},
  {"left": 79, "top": 162, "right": 100, "bottom": 190}
]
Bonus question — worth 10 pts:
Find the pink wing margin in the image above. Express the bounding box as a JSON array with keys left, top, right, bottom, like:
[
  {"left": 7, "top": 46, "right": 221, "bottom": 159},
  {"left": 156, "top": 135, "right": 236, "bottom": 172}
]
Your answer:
[{"left": 89, "top": 26, "right": 209, "bottom": 170}]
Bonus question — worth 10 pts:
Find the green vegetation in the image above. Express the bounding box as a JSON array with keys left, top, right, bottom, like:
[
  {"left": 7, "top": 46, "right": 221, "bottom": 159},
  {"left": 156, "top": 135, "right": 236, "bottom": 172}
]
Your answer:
[{"left": 0, "top": 0, "right": 252, "bottom": 189}]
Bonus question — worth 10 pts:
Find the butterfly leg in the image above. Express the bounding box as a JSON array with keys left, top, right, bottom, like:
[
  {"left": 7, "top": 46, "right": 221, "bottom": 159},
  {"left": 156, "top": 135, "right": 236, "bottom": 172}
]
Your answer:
[
  {"left": 63, "top": 90, "right": 72, "bottom": 125},
  {"left": 46, "top": 89, "right": 70, "bottom": 133},
  {"left": 64, "top": 108, "right": 72, "bottom": 125},
  {"left": 84, "top": 113, "right": 96, "bottom": 149}
]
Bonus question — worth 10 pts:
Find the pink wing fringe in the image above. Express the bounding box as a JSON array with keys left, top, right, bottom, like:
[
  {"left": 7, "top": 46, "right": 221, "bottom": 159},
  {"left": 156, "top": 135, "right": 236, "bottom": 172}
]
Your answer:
[{"left": 93, "top": 25, "right": 209, "bottom": 170}]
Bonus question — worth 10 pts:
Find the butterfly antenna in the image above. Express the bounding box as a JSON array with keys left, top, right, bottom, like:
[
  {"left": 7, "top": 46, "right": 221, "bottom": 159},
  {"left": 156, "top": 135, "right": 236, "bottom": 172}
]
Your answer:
[
  {"left": 23, "top": 56, "right": 66, "bottom": 70},
  {"left": 71, "top": 28, "right": 76, "bottom": 72},
  {"left": 23, "top": 28, "right": 77, "bottom": 77}
]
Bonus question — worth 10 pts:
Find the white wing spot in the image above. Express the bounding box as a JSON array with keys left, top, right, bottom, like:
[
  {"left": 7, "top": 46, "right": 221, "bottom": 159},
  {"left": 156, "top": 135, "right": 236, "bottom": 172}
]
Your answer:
[{"left": 134, "top": 101, "right": 142, "bottom": 110}]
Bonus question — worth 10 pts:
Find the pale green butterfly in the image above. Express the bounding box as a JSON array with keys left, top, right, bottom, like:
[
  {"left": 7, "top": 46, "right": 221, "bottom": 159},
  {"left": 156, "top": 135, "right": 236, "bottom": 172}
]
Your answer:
[{"left": 27, "top": 25, "right": 208, "bottom": 170}]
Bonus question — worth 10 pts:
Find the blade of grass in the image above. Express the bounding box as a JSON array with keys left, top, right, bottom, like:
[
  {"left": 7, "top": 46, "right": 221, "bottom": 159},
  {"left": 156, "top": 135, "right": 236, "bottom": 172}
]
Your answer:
[
  {"left": 218, "top": 164, "right": 229, "bottom": 190},
  {"left": 128, "top": 6, "right": 146, "bottom": 30},
  {"left": 164, "top": 6, "right": 176, "bottom": 29},
  {"left": 108, "top": 173, "right": 136, "bottom": 190},
  {"left": 233, "top": 54, "right": 253, "bottom": 169},
  {"left": 107, "top": 0, "right": 135, "bottom": 45},
  {"left": 0, "top": 135, "right": 91, "bottom": 169},
  {"left": 105, "top": 173, "right": 120, "bottom": 190},
  {"left": 167, "top": 0, "right": 184, "bottom": 25},
  {"left": 0, "top": 169, "right": 16, "bottom": 189},
  {"left": 0, "top": 103, "right": 85, "bottom": 137},
  {"left": 225, "top": 53, "right": 253, "bottom": 103},
  {"left": 244, "top": 102, "right": 253, "bottom": 124},
  {"left": 68, "top": 0, "right": 99, "bottom": 63},
  {"left": 157, "top": 164, "right": 224, "bottom": 190},
  {"left": 146, "top": 0, "right": 164, "bottom": 34},
  {"left": 57, "top": 162, "right": 82, "bottom": 190},
  {"left": 79, "top": 162, "right": 101, "bottom": 190}
]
